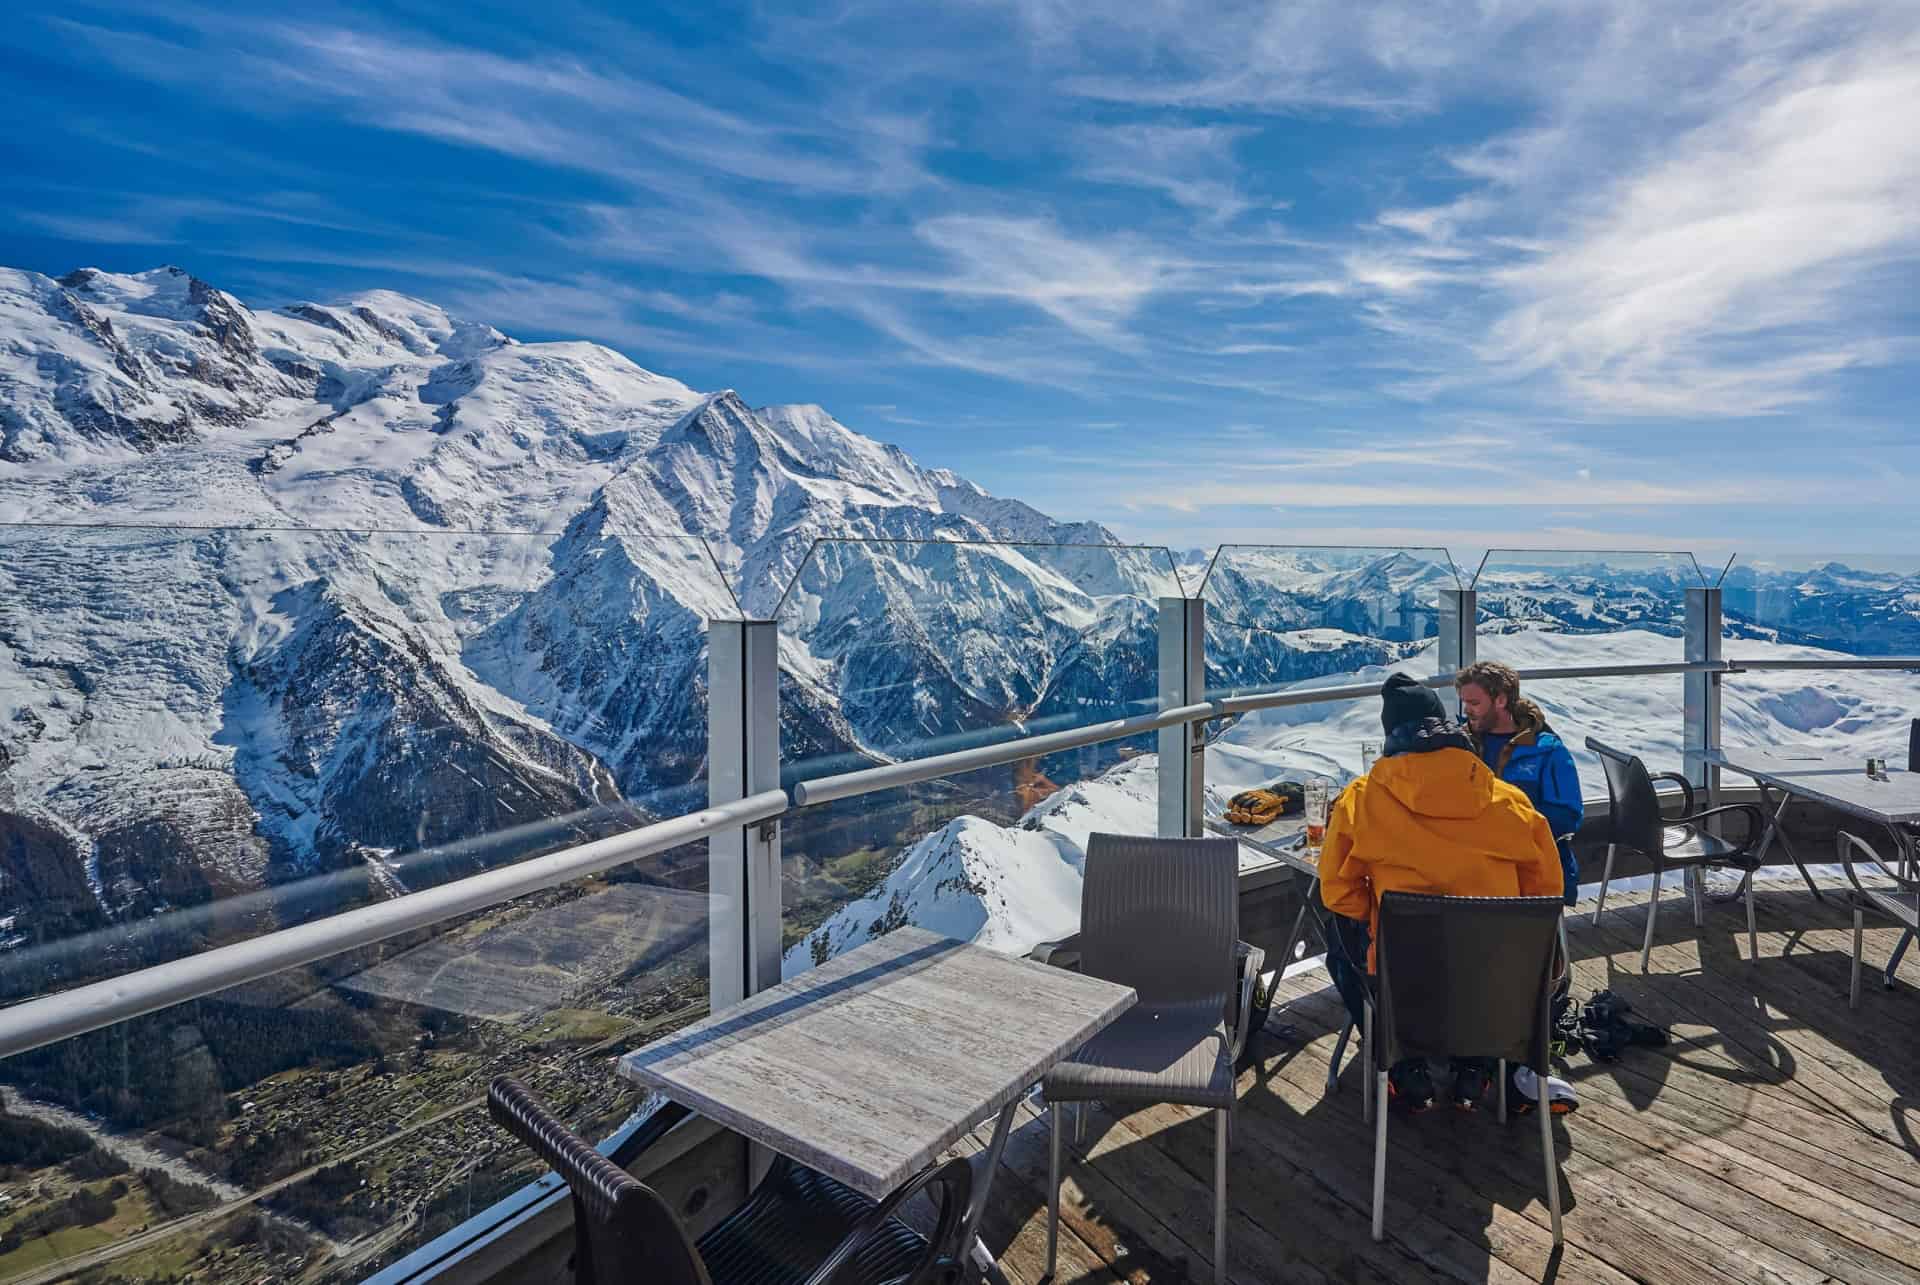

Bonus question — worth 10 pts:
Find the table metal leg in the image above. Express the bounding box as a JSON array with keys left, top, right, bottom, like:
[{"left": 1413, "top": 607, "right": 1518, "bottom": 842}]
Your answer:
[
  {"left": 1886, "top": 831, "right": 1918, "bottom": 990},
  {"left": 960, "top": 1100, "right": 1020, "bottom": 1283},
  {"left": 1756, "top": 784, "right": 1824, "bottom": 903},
  {"left": 1278, "top": 875, "right": 1328, "bottom": 973}
]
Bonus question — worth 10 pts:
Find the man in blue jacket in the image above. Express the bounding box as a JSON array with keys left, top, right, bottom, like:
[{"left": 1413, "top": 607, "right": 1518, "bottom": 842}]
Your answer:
[
  {"left": 1455, "top": 661, "right": 1584, "bottom": 901},
  {"left": 1457, "top": 660, "right": 1585, "bottom": 1115}
]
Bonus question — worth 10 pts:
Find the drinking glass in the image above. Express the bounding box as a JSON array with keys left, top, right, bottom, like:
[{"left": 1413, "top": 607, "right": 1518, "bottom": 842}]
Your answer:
[
  {"left": 1304, "top": 779, "right": 1330, "bottom": 851},
  {"left": 1360, "top": 740, "right": 1380, "bottom": 776}
]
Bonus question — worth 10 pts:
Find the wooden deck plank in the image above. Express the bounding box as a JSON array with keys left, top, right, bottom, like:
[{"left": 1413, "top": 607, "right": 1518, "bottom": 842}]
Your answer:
[
  {"left": 1576, "top": 888, "right": 1920, "bottom": 1151},
  {"left": 1267, "top": 979, "right": 1829, "bottom": 1285},
  {"left": 940, "top": 1102, "right": 1120, "bottom": 1285},
  {"left": 1002, "top": 1099, "right": 1337, "bottom": 1285},
  {"left": 1567, "top": 1049, "right": 1920, "bottom": 1237}
]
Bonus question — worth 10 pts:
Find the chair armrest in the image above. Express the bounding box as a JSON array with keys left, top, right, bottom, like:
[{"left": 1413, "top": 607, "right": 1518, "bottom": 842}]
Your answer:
[
  {"left": 1678, "top": 802, "right": 1768, "bottom": 852},
  {"left": 1233, "top": 942, "right": 1267, "bottom": 1060},
  {"left": 800, "top": 1156, "right": 974, "bottom": 1285},
  {"left": 1838, "top": 830, "right": 1920, "bottom": 900},
  {"left": 1648, "top": 771, "right": 1696, "bottom": 815},
  {"left": 1028, "top": 938, "right": 1081, "bottom": 971}
]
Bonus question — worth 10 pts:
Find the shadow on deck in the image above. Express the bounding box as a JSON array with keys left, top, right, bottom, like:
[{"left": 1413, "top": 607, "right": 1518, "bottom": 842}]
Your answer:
[{"left": 950, "top": 880, "right": 1920, "bottom": 1284}]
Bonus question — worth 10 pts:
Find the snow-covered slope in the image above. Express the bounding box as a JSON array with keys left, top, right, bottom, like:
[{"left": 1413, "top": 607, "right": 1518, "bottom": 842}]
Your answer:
[{"left": 783, "top": 755, "right": 1184, "bottom": 977}]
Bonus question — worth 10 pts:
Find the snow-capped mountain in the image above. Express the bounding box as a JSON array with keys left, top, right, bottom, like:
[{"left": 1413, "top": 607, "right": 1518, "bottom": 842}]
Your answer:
[{"left": 0, "top": 264, "right": 1190, "bottom": 977}]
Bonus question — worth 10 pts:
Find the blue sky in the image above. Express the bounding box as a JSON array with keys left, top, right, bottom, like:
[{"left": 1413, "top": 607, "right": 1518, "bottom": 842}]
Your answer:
[{"left": 4, "top": 0, "right": 1919, "bottom": 557}]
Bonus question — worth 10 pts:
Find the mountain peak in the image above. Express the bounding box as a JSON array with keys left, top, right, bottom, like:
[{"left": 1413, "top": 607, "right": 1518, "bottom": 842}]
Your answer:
[
  {"left": 55, "top": 265, "right": 213, "bottom": 322},
  {"left": 660, "top": 391, "right": 765, "bottom": 460}
]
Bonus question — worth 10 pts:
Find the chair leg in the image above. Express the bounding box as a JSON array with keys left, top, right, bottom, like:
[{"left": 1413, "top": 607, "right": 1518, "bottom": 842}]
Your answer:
[
  {"left": 1497, "top": 1057, "right": 1507, "bottom": 1125},
  {"left": 1370, "top": 1069, "right": 1389, "bottom": 1242},
  {"left": 1640, "top": 867, "right": 1663, "bottom": 972},
  {"left": 1745, "top": 871, "right": 1758, "bottom": 961},
  {"left": 1327, "top": 1019, "right": 1354, "bottom": 1095},
  {"left": 1851, "top": 906, "right": 1865, "bottom": 1012},
  {"left": 1075, "top": 1102, "right": 1086, "bottom": 1146},
  {"left": 1214, "top": 1109, "right": 1228, "bottom": 1284},
  {"left": 1047, "top": 1102, "right": 1062, "bottom": 1279},
  {"left": 1361, "top": 1001, "right": 1374, "bottom": 1126},
  {"left": 1538, "top": 1061, "right": 1563, "bottom": 1246},
  {"left": 1691, "top": 866, "right": 1705, "bottom": 927},
  {"left": 1593, "top": 844, "right": 1616, "bottom": 924}
]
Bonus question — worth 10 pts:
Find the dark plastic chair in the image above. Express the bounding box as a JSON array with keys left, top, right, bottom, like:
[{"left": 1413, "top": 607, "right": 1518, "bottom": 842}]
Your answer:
[
  {"left": 1586, "top": 738, "right": 1767, "bottom": 970},
  {"left": 1040, "top": 834, "right": 1255, "bottom": 1285},
  {"left": 1370, "top": 892, "right": 1565, "bottom": 1245},
  {"left": 487, "top": 1076, "right": 970, "bottom": 1285},
  {"left": 1838, "top": 831, "right": 1920, "bottom": 1008}
]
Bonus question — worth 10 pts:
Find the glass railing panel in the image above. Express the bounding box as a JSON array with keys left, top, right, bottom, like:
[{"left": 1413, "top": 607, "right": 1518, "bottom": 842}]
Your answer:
[
  {"left": 1199, "top": 545, "right": 1461, "bottom": 700},
  {"left": 1720, "top": 552, "right": 1920, "bottom": 761},
  {"left": 782, "top": 757, "right": 1163, "bottom": 979},
  {"left": 1470, "top": 548, "right": 1706, "bottom": 669},
  {"left": 1515, "top": 673, "right": 1687, "bottom": 799},
  {"left": 0, "top": 523, "right": 729, "bottom": 994},
  {"left": 0, "top": 840, "right": 702, "bottom": 1285},
  {"left": 1197, "top": 546, "right": 1459, "bottom": 797},
  {"left": 774, "top": 538, "right": 1182, "bottom": 974},
  {"left": 0, "top": 522, "right": 729, "bottom": 1282}
]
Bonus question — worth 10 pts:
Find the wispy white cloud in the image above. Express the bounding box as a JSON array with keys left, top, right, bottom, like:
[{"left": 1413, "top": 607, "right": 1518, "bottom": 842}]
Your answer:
[
  {"left": 1481, "top": 34, "right": 1920, "bottom": 413},
  {"left": 1076, "top": 124, "right": 1265, "bottom": 222}
]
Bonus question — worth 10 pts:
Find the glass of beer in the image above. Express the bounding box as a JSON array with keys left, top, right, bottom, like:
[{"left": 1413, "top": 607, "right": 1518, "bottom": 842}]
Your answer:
[{"left": 1304, "top": 779, "right": 1330, "bottom": 851}]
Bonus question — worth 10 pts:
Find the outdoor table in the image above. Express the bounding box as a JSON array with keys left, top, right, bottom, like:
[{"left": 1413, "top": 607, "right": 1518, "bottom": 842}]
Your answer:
[
  {"left": 1206, "top": 812, "right": 1325, "bottom": 972},
  {"left": 1710, "top": 751, "right": 1920, "bottom": 976},
  {"left": 618, "top": 925, "right": 1135, "bottom": 1282}
]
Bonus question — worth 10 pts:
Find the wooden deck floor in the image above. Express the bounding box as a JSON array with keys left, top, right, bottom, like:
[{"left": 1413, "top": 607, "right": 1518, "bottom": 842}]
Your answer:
[{"left": 952, "top": 879, "right": 1920, "bottom": 1284}]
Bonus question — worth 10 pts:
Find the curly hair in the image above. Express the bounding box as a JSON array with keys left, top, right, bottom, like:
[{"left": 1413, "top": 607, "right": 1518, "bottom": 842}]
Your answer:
[
  {"left": 1455, "top": 661, "right": 1547, "bottom": 770},
  {"left": 1455, "top": 660, "right": 1523, "bottom": 711}
]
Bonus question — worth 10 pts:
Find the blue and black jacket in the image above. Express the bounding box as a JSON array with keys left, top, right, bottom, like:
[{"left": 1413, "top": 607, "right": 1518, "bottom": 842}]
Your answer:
[{"left": 1483, "top": 716, "right": 1584, "bottom": 905}]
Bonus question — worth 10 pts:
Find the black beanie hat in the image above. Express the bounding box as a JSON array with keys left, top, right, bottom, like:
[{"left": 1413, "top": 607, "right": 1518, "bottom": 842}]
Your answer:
[{"left": 1380, "top": 672, "right": 1445, "bottom": 735}]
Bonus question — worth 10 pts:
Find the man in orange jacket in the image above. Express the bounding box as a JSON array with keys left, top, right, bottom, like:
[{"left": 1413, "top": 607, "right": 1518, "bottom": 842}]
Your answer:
[{"left": 1320, "top": 673, "right": 1563, "bottom": 1111}]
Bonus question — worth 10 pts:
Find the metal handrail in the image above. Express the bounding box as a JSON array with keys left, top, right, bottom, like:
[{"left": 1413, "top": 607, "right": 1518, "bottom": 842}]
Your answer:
[
  {"left": 791, "top": 700, "right": 1221, "bottom": 805},
  {"left": 0, "top": 790, "right": 789, "bottom": 1061},
  {"left": 1513, "top": 660, "right": 1723, "bottom": 681},
  {"left": 793, "top": 661, "right": 1728, "bottom": 806},
  {"left": 1724, "top": 657, "right": 1920, "bottom": 671}
]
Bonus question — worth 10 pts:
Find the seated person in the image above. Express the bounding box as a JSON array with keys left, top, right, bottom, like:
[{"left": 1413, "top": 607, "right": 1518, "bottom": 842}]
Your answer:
[
  {"left": 1456, "top": 661, "right": 1583, "bottom": 905},
  {"left": 1319, "top": 673, "right": 1563, "bottom": 1112}
]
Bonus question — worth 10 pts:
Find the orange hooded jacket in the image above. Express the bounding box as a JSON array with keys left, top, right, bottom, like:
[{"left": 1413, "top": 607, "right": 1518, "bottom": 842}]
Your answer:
[{"left": 1318, "top": 744, "right": 1563, "bottom": 971}]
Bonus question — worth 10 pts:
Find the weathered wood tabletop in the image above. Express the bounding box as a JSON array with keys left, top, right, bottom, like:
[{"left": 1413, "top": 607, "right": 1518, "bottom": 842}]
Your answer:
[
  {"left": 1206, "top": 814, "right": 1317, "bottom": 878},
  {"left": 1712, "top": 751, "right": 1920, "bottom": 824},
  {"left": 618, "top": 926, "right": 1135, "bottom": 1201}
]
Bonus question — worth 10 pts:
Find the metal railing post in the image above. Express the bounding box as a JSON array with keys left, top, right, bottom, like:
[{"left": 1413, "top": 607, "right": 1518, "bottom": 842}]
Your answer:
[
  {"left": 708, "top": 619, "right": 783, "bottom": 1009},
  {"left": 1158, "top": 597, "right": 1205, "bottom": 837},
  {"left": 1438, "top": 589, "right": 1477, "bottom": 682},
  {"left": 1684, "top": 588, "right": 1723, "bottom": 798}
]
